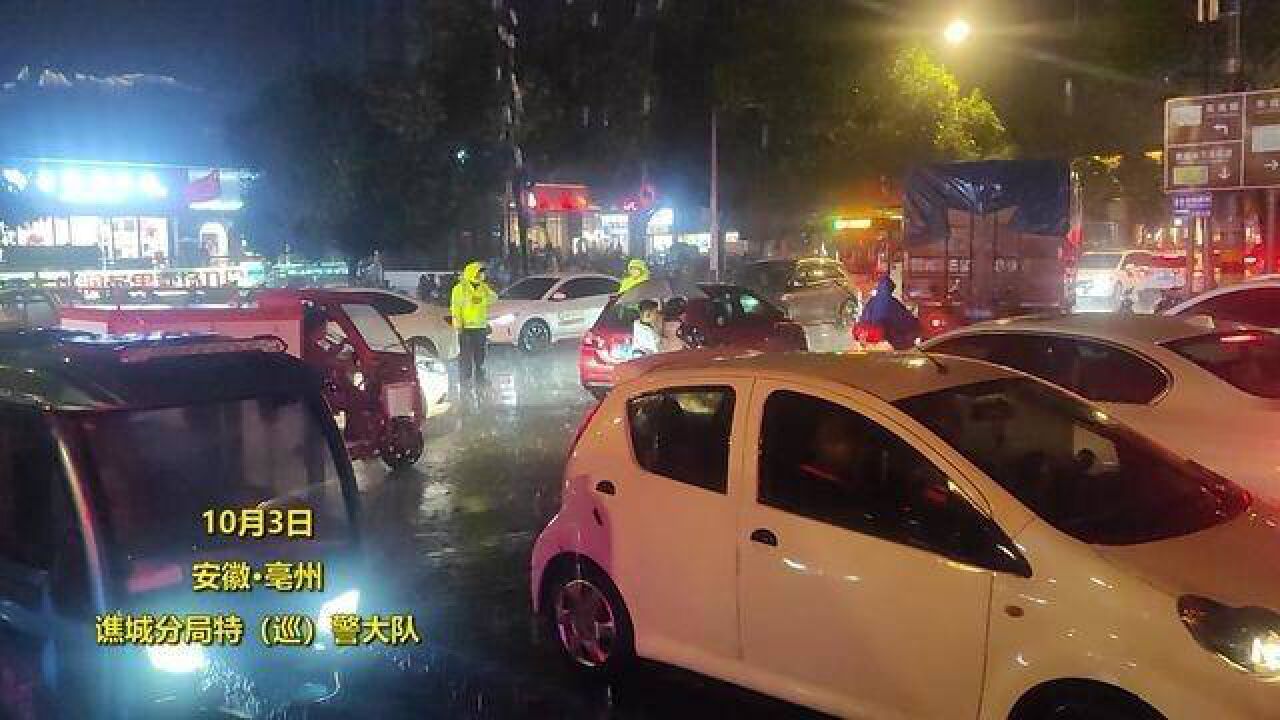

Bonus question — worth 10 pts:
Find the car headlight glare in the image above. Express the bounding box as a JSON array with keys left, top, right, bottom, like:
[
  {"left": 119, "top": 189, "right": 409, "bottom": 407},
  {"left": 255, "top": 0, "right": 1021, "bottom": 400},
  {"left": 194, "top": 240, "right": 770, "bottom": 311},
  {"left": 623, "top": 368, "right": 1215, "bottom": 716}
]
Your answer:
[
  {"left": 1252, "top": 632, "right": 1280, "bottom": 673},
  {"left": 146, "top": 644, "right": 208, "bottom": 674},
  {"left": 492, "top": 313, "right": 516, "bottom": 326},
  {"left": 1180, "top": 595, "right": 1280, "bottom": 676},
  {"left": 317, "top": 589, "right": 361, "bottom": 637},
  {"left": 351, "top": 370, "right": 366, "bottom": 389}
]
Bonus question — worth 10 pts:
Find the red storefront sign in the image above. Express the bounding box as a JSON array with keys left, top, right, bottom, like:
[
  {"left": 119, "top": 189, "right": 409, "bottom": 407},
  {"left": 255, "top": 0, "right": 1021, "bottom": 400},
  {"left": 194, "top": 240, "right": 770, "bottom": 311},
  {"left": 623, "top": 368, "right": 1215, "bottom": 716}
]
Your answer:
[{"left": 526, "top": 183, "right": 591, "bottom": 213}]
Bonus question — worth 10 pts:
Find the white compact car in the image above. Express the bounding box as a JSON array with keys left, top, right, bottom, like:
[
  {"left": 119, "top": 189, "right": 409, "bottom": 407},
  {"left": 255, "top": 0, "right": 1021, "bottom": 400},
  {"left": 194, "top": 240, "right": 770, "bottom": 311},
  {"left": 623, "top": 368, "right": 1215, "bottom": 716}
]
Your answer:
[
  {"left": 923, "top": 313, "right": 1280, "bottom": 505},
  {"left": 1073, "top": 250, "right": 1156, "bottom": 311},
  {"left": 1165, "top": 276, "right": 1280, "bottom": 329},
  {"left": 488, "top": 273, "right": 618, "bottom": 352},
  {"left": 532, "top": 351, "right": 1278, "bottom": 719}
]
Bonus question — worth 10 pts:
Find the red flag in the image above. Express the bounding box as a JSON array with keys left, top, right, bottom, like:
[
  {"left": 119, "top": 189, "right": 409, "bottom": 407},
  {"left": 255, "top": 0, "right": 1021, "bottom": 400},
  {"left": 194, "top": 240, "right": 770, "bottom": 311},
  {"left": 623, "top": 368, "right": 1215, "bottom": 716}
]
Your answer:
[{"left": 185, "top": 169, "right": 221, "bottom": 204}]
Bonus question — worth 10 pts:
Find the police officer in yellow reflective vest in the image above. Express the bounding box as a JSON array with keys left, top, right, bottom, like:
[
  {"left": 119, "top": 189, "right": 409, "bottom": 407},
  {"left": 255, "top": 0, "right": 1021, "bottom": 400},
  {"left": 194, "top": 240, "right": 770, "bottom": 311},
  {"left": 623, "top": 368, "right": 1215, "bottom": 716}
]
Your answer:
[
  {"left": 617, "top": 258, "right": 650, "bottom": 294},
  {"left": 451, "top": 261, "right": 498, "bottom": 384}
]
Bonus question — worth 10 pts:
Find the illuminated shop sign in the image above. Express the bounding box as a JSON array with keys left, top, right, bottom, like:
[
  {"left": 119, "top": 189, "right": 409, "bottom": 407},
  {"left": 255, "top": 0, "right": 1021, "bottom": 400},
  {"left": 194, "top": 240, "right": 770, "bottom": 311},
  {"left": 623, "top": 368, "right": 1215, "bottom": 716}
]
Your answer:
[{"left": 5, "top": 166, "right": 171, "bottom": 205}]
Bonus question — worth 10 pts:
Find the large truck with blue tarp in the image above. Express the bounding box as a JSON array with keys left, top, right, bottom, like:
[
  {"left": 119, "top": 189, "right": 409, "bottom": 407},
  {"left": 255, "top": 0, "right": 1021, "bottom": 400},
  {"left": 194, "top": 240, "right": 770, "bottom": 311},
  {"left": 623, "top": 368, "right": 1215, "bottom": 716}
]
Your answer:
[{"left": 902, "top": 159, "right": 1082, "bottom": 338}]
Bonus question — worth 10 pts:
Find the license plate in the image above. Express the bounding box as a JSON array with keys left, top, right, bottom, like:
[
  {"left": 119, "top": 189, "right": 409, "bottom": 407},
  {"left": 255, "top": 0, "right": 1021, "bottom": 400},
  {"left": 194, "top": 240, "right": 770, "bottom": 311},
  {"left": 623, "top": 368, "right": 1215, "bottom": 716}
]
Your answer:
[{"left": 383, "top": 383, "right": 417, "bottom": 418}]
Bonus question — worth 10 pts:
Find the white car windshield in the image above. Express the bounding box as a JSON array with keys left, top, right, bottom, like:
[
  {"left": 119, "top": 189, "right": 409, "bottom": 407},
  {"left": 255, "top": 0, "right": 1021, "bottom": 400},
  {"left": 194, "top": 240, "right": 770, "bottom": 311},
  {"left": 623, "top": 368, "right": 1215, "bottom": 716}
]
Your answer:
[
  {"left": 342, "top": 303, "right": 407, "bottom": 353},
  {"left": 1079, "top": 252, "right": 1123, "bottom": 270},
  {"left": 82, "top": 395, "right": 353, "bottom": 563}
]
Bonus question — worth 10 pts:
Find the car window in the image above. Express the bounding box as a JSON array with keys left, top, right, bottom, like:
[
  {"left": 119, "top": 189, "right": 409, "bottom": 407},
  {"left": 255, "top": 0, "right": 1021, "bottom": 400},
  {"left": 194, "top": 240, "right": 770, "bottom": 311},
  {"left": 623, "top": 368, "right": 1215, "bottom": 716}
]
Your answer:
[
  {"left": 734, "top": 289, "right": 779, "bottom": 320},
  {"left": 369, "top": 293, "right": 418, "bottom": 317},
  {"left": 793, "top": 262, "right": 844, "bottom": 287},
  {"left": 84, "top": 395, "right": 353, "bottom": 563},
  {"left": 1122, "top": 253, "right": 1149, "bottom": 269},
  {"left": 758, "top": 390, "right": 1020, "bottom": 570},
  {"left": 501, "top": 276, "right": 558, "bottom": 300},
  {"left": 0, "top": 292, "right": 56, "bottom": 328},
  {"left": 932, "top": 334, "right": 1167, "bottom": 404},
  {"left": 743, "top": 262, "right": 793, "bottom": 291},
  {"left": 340, "top": 303, "right": 406, "bottom": 353},
  {"left": 1166, "top": 331, "right": 1280, "bottom": 399},
  {"left": 1079, "top": 252, "right": 1123, "bottom": 270},
  {"left": 560, "top": 277, "right": 618, "bottom": 299},
  {"left": 0, "top": 408, "right": 59, "bottom": 571},
  {"left": 896, "top": 378, "right": 1248, "bottom": 546},
  {"left": 627, "top": 387, "right": 734, "bottom": 493},
  {"left": 1182, "top": 287, "right": 1280, "bottom": 328}
]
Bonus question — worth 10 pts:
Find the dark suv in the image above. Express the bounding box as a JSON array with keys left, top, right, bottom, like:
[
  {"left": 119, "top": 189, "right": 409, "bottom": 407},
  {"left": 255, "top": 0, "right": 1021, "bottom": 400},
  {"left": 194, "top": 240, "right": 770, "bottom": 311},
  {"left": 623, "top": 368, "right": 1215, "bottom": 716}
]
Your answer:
[
  {"left": 0, "top": 330, "right": 368, "bottom": 719},
  {"left": 579, "top": 283, "right": 807, "bottom": 398}
]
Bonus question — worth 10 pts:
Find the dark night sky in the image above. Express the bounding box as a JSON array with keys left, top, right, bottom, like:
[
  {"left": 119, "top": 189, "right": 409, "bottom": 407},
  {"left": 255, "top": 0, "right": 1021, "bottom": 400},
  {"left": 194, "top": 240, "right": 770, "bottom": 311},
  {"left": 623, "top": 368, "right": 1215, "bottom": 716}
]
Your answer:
[
  {"left": 0, "top": 0, "right": 327, "bottom": 95},
  {"left": 0, "top": 0, "right": 376, "bottom": 164}
]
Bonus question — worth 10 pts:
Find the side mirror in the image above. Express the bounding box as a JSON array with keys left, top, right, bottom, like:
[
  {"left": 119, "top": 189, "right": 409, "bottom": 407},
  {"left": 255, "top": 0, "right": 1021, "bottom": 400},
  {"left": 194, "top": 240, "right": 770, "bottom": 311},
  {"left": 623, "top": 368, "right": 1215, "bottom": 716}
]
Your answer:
[{"left": 550, "top": 292, "right": 568, "bottom": 302}]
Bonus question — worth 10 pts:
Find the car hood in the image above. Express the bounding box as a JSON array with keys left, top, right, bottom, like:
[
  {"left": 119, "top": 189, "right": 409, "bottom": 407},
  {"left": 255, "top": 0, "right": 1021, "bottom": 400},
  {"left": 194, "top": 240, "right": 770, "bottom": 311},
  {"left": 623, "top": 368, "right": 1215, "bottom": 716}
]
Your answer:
[{"left": 1096, "top": 505, "right": 1280, "bottom": 610}]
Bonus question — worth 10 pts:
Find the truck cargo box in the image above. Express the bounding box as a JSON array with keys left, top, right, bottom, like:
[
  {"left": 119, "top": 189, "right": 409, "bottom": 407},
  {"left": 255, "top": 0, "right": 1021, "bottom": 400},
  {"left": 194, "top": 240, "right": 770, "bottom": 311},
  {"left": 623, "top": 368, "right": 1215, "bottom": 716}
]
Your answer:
[{"left": 904, "top": 160, "right": 1076, "bottom": 325}]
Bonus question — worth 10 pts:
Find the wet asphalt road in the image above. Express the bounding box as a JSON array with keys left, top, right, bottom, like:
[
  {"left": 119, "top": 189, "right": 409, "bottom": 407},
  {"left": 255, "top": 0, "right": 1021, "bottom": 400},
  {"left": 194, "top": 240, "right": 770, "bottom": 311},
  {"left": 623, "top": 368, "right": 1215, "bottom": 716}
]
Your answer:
[{"left": 344, "top": 342, "right": 821, "bottom": 720}]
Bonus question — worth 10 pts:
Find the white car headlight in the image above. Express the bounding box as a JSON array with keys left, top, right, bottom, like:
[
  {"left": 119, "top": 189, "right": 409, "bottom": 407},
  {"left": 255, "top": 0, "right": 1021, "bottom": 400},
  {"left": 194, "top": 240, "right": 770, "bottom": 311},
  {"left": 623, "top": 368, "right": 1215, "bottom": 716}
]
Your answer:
[
  {"left": 491, "top": 313, "right": 517, "bottom": 326},
  {"left": 146, "top": 644, "right": 208, "bottom": 674},
  {"left": 317, "top": 589, "right": 361, "bottom": 637}
]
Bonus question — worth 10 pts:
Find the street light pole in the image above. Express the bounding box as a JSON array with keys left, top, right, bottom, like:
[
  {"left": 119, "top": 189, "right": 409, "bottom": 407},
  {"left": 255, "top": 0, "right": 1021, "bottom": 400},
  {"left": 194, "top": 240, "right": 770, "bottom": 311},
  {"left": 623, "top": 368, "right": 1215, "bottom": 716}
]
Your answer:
[{"left": 709, "top": 108, "right": 721, "bottom": 282}]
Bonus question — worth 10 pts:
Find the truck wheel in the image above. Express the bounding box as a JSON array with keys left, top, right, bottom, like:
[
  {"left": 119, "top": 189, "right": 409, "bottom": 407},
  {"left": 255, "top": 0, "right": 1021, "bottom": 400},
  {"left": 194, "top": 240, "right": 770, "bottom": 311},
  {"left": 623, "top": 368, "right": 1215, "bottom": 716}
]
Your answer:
[
  {"left": 382, "top": 417, "right": 424, "bottom": 470},
  {"left": 518, "top": 319, "right": 552, "bottom": 353}
]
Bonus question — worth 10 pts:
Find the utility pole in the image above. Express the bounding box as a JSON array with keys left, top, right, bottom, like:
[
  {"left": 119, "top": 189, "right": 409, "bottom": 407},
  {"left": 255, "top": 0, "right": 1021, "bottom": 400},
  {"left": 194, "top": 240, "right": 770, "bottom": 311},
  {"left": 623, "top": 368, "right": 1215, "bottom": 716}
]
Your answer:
[
  {"left": 709, "top": 109, "right": 721, "bottom": 282},
  {"left": 1196, "top": 0, "right": 1220, "bottom": 291},
  {"left": 1219, "top": 0, "right": 1245, "bottom": 286}
]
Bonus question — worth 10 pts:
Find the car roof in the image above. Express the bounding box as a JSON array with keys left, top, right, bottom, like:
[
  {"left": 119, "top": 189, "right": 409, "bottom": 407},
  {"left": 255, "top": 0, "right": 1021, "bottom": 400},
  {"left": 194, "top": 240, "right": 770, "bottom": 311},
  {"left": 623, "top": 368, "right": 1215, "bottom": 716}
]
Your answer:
[
  {"left": 748, "top": 257, "right": 838, "bottom": 267},
  {"left": 1165, "top": 278, "right": 1280, "bottom": 315},
  {"left": 0, "top": 331, "right": 318, "bottom": 412},
  {"left": 519, "top": 272, "right": 613, "bottom": 280},
  {"left": 929, "top": 312, "right": 1250, "bottom": 346},
  {"left": 618, "top": 349, "right": 1018, "bottom": 402},
  {"left": 331, "top": 286, "right": 413, "bottom": 299}
]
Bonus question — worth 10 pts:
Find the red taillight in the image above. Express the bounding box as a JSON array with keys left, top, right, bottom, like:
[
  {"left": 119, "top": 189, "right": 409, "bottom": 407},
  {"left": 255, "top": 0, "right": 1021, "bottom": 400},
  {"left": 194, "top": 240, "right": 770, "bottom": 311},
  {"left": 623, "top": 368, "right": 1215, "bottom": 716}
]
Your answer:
[
  {"left": 854, "top": 322, "right": 884, "bottom": 344},
  {"left": 568, "top": 401, "right": 603, "bottom": 459},
  {"left": 928, "top": 316, "right": 948, "bottom": 329},
  {"left": 1221, "top": 333, "right": 1262, "bottom": 344}
]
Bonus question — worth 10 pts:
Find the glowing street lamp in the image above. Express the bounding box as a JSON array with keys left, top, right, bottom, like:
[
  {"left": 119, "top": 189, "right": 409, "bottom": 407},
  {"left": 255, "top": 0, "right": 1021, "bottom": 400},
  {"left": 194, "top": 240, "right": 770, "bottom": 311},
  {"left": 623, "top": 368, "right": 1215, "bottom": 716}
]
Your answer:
[{"left": 943, "top": 18, "right": 972, "bottom": 46}]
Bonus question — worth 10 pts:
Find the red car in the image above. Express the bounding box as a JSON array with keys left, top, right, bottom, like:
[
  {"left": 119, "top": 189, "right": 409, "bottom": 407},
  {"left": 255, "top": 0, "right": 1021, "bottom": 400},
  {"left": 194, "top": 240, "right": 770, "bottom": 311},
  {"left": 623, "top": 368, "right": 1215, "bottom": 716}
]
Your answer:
[{"left": 579, "top": 282, "right": 808, "bottom": 398}]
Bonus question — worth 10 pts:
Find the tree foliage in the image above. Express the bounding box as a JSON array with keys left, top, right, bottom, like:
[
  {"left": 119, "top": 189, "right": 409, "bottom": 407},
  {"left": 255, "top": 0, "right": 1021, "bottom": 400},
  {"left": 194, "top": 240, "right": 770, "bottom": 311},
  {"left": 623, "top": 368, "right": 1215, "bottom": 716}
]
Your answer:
[
  {"left": 713, "top": 0, "right": 1011, "bottom": 224},
  {"left": 232, "top": 70, "right": 430, "bottom": 264},
  {"left": 854, "top": 45, "right": 1011, "bottom": 171}
]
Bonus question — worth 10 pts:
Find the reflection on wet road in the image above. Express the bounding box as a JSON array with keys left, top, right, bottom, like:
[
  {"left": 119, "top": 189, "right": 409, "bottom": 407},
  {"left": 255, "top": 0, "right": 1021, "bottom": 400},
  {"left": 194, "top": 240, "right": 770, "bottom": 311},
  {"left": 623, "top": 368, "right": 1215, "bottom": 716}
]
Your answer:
[{"left": 348, "top": 343, "right": 819, "bottom": 719}]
